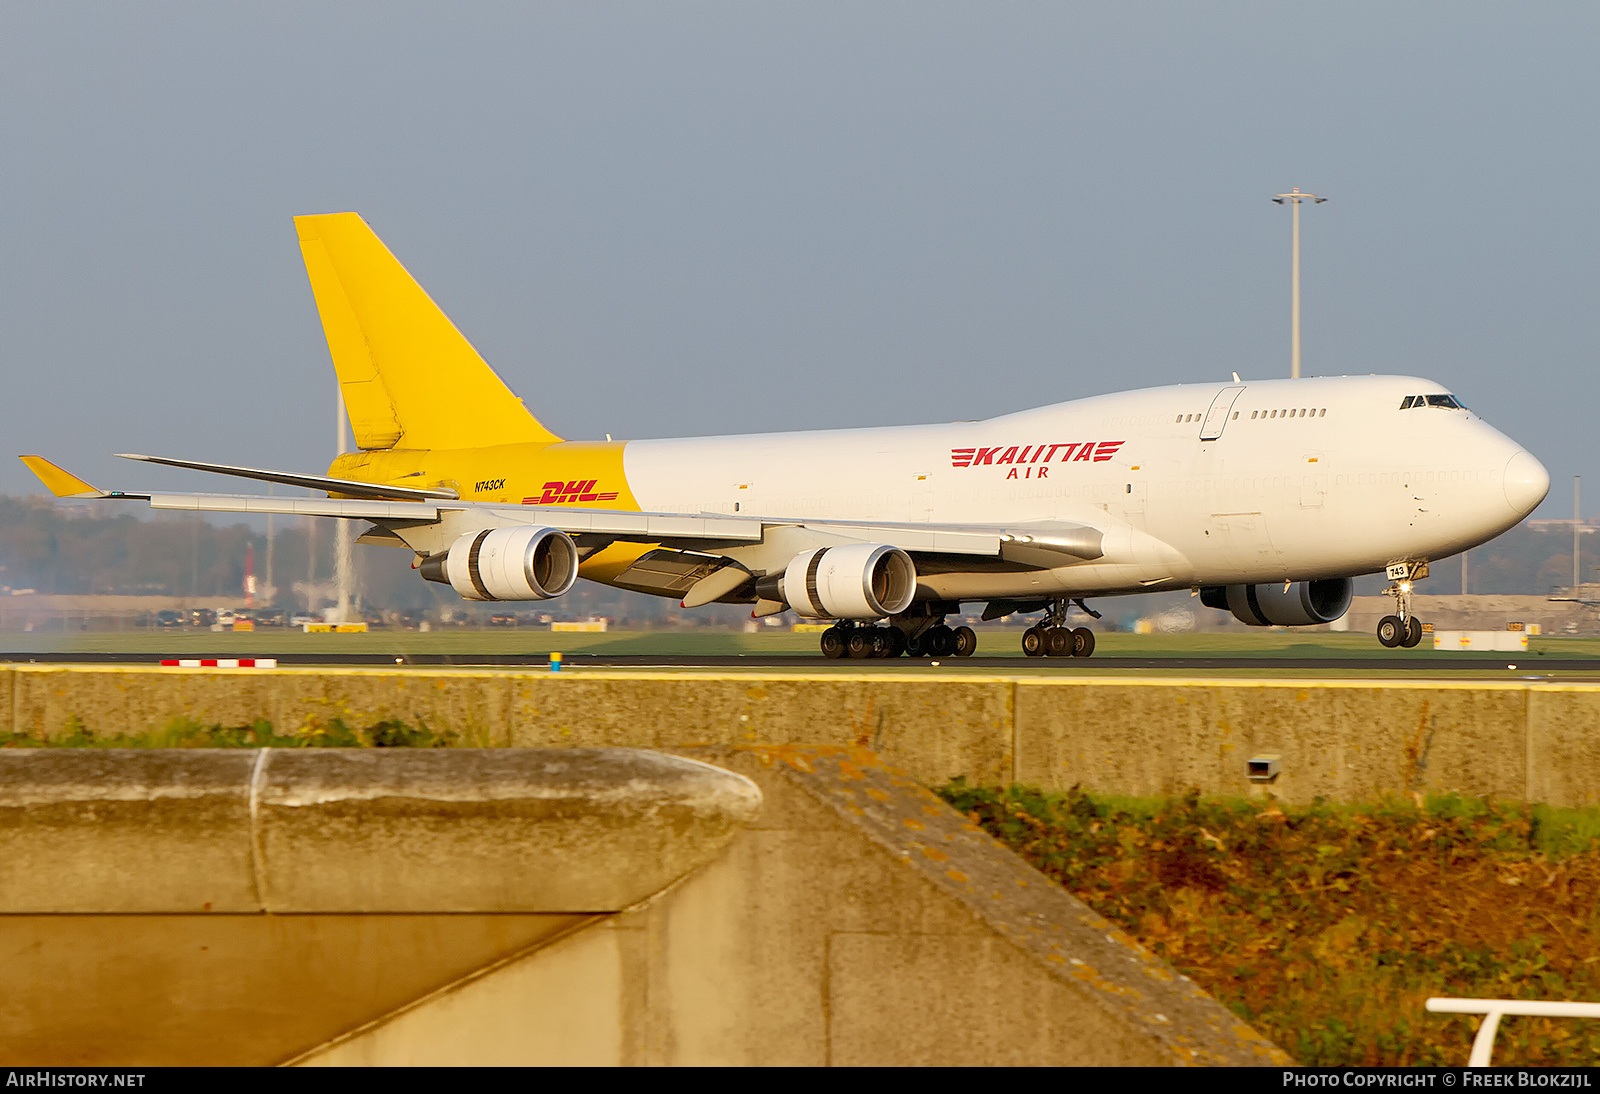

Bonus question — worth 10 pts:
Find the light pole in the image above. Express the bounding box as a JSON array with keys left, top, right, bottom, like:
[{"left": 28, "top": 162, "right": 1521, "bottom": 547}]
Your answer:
[
  {"left": 1272, "top": 189, "right": 1327, "bottom": 379},
  {"left": 335, "top": 391, "right": 353, "bottom": 624}
]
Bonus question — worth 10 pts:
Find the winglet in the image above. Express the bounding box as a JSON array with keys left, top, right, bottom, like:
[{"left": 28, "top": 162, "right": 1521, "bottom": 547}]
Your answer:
[{"left": 18, "top": 456, "right": 105, "bottom": 498}]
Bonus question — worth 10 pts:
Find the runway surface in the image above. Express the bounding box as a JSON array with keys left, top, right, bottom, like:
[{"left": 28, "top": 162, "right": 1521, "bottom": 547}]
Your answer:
[{"left": 0, "top": 651, "right": 1593, "bottom": 671}]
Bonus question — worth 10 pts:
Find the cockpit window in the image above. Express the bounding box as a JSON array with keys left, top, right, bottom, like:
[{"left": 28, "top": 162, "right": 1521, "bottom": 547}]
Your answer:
[{"left": 1401, "top": 393, "right": 1467, "bottom": 411}]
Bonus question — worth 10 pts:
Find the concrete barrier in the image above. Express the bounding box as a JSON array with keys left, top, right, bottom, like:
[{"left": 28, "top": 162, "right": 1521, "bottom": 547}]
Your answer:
[
  {"left": 0, "top": 747, "right": 758, "bottom": 1065},
  {"left": 299, "top": 747, "right": 1286, "bottom": 1067},
  {"left": 0, "top": 747, "right": 758, "bottom": 914},
  {"left": 6, "top": 666, "right": 1600, "bottom": 805},
  {"left": 0, "top": 747, "right": 1284, "bottom": 1066},
  {"left": 1013, "top": 679, "right": 1538, "bottom": 804}
]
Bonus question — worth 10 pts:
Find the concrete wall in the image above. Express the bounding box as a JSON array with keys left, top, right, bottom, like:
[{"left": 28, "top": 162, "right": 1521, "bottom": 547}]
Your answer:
[
  {"left": 7, "top": 666, "right": 1600, "bottom": 805},
  {"left": 0, "top": 747, "right": 759, "bottom": 1065},
  {"left": 0, "top": 747, "right": 1284, "bottom": 1066},
  {"left": 298, "top": 748, "right": 1286, "bottom": 1067}
]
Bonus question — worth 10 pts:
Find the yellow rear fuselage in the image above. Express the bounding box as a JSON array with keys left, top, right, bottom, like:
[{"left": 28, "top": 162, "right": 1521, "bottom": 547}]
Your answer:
[{"left": 329, "top": 441, "right": 657, "bottom": 585}]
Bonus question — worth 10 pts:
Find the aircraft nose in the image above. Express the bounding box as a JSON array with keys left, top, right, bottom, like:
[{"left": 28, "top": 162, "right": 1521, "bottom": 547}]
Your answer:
[{"left": 1504, "top": 449, "right": 1550, "bottom": 517}]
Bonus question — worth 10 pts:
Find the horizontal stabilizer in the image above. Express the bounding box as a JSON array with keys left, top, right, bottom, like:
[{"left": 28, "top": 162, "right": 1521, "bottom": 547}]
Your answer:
[{"left": 115, "top": 453, "right": 460, "bottom": 502}]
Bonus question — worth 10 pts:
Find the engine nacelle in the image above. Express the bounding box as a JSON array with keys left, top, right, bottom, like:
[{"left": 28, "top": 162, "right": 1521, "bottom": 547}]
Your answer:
[
  {"left": 1201, "top": 578, "right": 1353, "bottom": 627},
  {"left": 781, "top": 544, "right": 917, "bottom": 620},
  {"left": 420, "top": 526, "right": 579, "bottom": 601}
]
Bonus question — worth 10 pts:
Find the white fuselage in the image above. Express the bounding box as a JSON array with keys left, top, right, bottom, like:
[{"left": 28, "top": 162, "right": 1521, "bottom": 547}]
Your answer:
[{"left": 622, "top": 376, "right": 1548, "bottom": 602}]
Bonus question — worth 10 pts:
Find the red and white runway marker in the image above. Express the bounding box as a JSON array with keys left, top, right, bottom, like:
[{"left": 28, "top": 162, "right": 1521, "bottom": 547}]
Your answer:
[{"left": 159, "top": 658, "right": 278, "bottom": 669}]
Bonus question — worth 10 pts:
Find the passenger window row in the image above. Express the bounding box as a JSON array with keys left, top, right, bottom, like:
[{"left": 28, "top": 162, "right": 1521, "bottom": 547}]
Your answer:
[
  {"left": 1175, "top": 406, "right": 1336, "bottom": 424},
  {"left": 1248, "top": 408, "right": 1327, "bottom": 420}
]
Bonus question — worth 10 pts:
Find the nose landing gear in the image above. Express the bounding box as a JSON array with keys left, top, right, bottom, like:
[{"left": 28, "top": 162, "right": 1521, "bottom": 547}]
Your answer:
[{"left": 1377, "top": 562, "right": 1428, "bottom": 649}]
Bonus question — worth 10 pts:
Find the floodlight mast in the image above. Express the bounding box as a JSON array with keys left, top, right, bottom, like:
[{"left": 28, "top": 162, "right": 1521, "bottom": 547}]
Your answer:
[
  {"left": 1272, "top": 189, "right": 1327, "bottom": 379},
  {"left": 334, "top": 392, "right": 353, "bottom": 624}
]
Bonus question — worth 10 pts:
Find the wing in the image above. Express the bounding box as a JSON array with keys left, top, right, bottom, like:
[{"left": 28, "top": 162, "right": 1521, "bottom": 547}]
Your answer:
[
  {"left": 114, "top": 453, "right": 460, "bottom": 502},
  {"left": 19, "top": 456, "right": 1105, "bottom": 608}
]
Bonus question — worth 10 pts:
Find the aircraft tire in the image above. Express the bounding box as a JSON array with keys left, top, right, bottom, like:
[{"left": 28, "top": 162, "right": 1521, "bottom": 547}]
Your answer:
[
  {"left": 870, "top": 629, "right": 894, "bottom": 658},
  {"left": 1402, "top": 617, "right": 1424, "bottom": 648},
  {"left": 928, "top": 625, "right": 956, "bottom": 656},
  {"left": 820, "top": 626, "right": 846, "bottom": 659},
  {"left": 952, "top": 626, "right": 977, "bottom": 657},
  {"left": 887, "top": 626, "right": 909, "bottom": 657},
  {"left": 1070, "top": 627, "right": 1096, "bottom": 658},
  {"left": 1022, "top": 627, "right": 1045, "bottom": 657},
  {"left": 905, "top": 631, "right": 928, "bottom": 657},
  {"left": 1044, "top": 627, "right": 1072, "bottom": 657},
  {"left": 1376, "top": 615, "right": 1404, "bottom": 648},
  {"left": 847, "top": 629, "right": 876, "bottom": 659}
]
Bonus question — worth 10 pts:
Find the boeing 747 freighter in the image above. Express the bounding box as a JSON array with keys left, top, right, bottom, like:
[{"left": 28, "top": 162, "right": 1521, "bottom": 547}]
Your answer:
[{"left": 22, "top": 213, "right": 1550, "bottom": 657}]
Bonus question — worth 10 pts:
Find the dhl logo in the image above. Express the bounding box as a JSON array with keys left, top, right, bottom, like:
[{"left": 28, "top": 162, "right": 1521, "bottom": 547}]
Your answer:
[
  {"left": 950, "top": 441, "right": 1124, "bottom": 469},
  {"left": 523, "top": 480, "right": 621, "bottom": 506}
]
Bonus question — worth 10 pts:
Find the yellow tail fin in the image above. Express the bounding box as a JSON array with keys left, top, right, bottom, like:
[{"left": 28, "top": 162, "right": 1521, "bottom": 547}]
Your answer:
[{"left": 295, "top": 213, "right": 562, "bottom": 451}]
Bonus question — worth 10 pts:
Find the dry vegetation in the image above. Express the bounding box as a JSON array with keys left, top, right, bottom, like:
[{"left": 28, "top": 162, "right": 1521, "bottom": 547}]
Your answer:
[{"left": 939, "top": 781, "right": 1600, "bottom": 1066}]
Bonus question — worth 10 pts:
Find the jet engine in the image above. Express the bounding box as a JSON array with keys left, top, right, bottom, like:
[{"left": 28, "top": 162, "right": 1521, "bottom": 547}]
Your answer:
[
  {"left": 420, "top": 526, "right": 579, "bottom": 601},
  {"left": 779, "top": 544, "right": 917, "bottom": 620},
  {"left": 1200, "top": 578, "right": 1353, "bottom": 627}
]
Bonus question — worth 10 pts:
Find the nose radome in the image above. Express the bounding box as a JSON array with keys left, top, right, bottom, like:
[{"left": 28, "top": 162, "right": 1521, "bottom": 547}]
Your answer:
[{"left": 1504, "top": 450, "right": 1550, "bottom": 517}]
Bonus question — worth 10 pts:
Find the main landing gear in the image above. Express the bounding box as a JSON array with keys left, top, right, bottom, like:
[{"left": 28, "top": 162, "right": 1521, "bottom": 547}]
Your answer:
[
  {"left": 818, "top": 617, "right": 977, "bottom": 659},
  {"left": 1377, "top": 561, "right": 1429, "bottom": 649},
  {"left": 1022, "top": 599, "right": 1097, "bottom": 658}
]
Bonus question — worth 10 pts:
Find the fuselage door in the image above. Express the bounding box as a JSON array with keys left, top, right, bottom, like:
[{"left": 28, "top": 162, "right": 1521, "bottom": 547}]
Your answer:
[
  {"left": 911, "top": 472, "right": 933, "bottom": 522},
  {"left": 1300, "top": 453, "right": 1327, "bottom": 509},
  {"left": 1199, "top": 386, "right": 1247, "bottom": 441}
]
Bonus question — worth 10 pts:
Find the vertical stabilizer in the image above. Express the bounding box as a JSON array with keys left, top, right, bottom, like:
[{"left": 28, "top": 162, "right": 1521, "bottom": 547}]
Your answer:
[{"left": 295, "top": 213, "right": 562, "bottom": 451}]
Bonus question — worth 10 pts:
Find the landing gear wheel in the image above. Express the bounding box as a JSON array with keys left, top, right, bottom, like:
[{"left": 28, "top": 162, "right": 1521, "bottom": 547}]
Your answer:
[
  {"left": 847, "top": 629, "right": 876, "bottom": 659},
  {"left": 928, "top": 625, "right": 956, "bottom": 657},
  {"left": 1070, "top": 627, "right": 1096, "bottom": 658},
  {"left": 870, "top": 629, "right": 894, "bottom": 658},
  {"left": 1377, "top": 615, "right": 1404, "bottom": 648},
  {"left": 906, "top": 631, "right": 928, "bottom": 657},
  {"left": 1044, "top": 627, "right": 1072, "bottom": 657},
  {"left": 952, "top": 626, "right": 977, "bottom": 658},
  {"left": 820, "top": 626, "right": 846, "bottom": 659},
  {"left": 1402, "top": 617, "right": 1424, "bottom": 648},
  {"left": 1022, "top": 627, "right": 1045, "bottom": 657},
  {"left": 886, "top": 626, "right": 908, "bottom": 657}
]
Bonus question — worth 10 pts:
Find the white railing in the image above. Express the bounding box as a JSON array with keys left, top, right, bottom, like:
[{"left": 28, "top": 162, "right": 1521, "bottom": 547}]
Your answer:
[{"left": 1426, "top": 997, "right": 1600, "bottom": 1066}]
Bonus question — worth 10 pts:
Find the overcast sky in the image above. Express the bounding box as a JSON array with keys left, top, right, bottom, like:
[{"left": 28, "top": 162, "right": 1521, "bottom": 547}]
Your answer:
[{"left": 2, "top": 2, "right": 1596, "bottom": 517}]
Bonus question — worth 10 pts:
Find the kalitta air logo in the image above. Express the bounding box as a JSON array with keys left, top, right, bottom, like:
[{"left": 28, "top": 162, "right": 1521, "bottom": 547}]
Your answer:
[
  {"left": 523, "top": 479, "right": 621, "bottom": 506},
  {"left": 951, "top": 441, "right": 1125, "bottom": 479}
]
